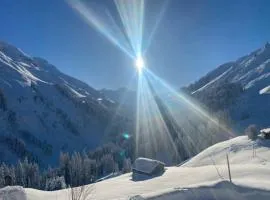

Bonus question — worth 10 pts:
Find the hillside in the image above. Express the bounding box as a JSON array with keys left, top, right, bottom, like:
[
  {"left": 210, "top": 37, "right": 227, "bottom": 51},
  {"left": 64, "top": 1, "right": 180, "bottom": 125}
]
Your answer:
[
  {"left": 186, "top": 42, "right": 270, "bottom": 131},
  {"left": 0, "top": 41, "right": 131, "bottom": 165},
  {"left": 1, "top": 135, "right": 270, "bottom": 200}
]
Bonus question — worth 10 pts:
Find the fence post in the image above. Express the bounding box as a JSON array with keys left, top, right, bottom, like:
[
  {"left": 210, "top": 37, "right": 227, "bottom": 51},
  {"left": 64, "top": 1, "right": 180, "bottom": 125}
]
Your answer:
[{"left": 226, "top": 153, "right": 232, "bottom": 183}]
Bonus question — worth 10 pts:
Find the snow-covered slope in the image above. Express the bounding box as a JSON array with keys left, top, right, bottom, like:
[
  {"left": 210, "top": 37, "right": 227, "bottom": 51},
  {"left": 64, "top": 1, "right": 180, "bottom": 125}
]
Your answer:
[
  {"left": 2, "top": 136, "right": 270, "bottom": 200},
  {"left": 188, "top": 42, "right": 270, "bottom": 131},
  {"left": 0, "top": 41, "right": 130, "bottom": 165},
  {"left": 183, "top": 135, "right": 270, "bottom": 167}
]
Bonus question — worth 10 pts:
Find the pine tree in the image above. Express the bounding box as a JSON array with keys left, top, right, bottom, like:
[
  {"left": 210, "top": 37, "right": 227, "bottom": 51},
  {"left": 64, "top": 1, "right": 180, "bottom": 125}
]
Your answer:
[
  {"left": 100, "top": 154, "right": 115, "bottom": 175},
  {"left": 15, "top": 160, "right": 25, "bottom": 187},
  {"left": 60, "top": 152, "right": 71, "bottom": 185},
  {"left": 0, "top": 164, "right": 5, "bottom": 187}
]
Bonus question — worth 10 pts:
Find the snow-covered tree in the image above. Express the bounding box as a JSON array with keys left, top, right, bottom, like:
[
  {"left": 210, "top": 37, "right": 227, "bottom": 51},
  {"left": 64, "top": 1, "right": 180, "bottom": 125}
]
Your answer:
[
  {"left": 100, "top": 154, "right": 115, "bottom": 175},
  {"left": 122, "top": 158, "right": 132, "bottom": 173},
  {"left": 70, "top": 152, "right": 83, "bottom": 186},
  {"left": 60, "top": 152, "right": 71, "bottom": 185},
  {"left": 0, "top": 164, "right": 5, "bottom": 187},
  {"left": 45, "top": 176, "right": 66, "bottom": 191},
  {"left": 245, "top": 124, "right": 258, "bottom": 140}
]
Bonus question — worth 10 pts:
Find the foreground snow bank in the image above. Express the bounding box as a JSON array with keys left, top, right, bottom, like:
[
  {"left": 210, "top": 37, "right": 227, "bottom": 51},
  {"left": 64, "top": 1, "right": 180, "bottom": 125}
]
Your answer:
[
  {"left": 149, "top": 181, "right": 270, "bottom": 200},
  {"left": 23, "top": 164, "right": 270, "bottom": 200},
  {"left": 2, "top": 136, "right": 270, "bottom": 200},
  {"left": 0, "top": 186, "right": 26, "bottom": 200}
]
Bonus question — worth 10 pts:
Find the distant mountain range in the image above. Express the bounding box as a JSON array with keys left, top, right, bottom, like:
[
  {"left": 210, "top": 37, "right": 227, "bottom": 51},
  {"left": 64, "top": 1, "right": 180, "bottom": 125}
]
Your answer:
[
  {"left": 185, "top": 42, "right": 270, "bottom": 132},
  {"left": 0, "top": 41, "right": 131, "bottom": 165},
  {"left": 1, "top": 40, "right": 269, "bottom": 166}
]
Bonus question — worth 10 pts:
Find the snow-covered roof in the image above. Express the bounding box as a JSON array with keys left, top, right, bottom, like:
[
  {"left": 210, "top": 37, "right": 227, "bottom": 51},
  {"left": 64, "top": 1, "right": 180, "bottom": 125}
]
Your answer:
[
  {"left": 261, "top": 128, "right": 270, "bottom": 133},
  {"left": 133, "top": 157, "right": 165, "bottom": 174}
]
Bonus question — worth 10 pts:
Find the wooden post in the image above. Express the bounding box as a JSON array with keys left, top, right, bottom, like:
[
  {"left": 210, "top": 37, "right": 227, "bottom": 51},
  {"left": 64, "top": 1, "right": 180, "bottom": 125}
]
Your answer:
[
  {"left": 253, "top": 143, "right": 254, "bottom": 158},
  {"left": 254, "top": 143, "right": 256, "bottom": 157},
  {"left": 252, "top": 143, "right": 256, "bottom": 158},
  {"left": 226, "top": 153, "right": 232, "bottom": 183}
]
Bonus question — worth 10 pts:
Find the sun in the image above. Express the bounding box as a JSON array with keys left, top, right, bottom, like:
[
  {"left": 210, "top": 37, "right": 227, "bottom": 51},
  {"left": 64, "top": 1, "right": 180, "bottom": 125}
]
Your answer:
[{"left": 135, "top": 56, "right": 145, "bottom": 72}]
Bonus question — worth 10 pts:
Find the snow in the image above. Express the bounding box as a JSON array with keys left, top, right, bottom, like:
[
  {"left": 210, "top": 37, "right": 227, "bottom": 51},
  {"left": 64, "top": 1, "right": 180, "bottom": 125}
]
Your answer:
[
  {"left": 183, "top": 136, "right": 270, "bottom": 168},
  {"left": 260, "top": 85, "right": 270, "bottom": 94},
  {"left": 0, "top": 186, "right": 26, "bottom": 200},
  {"left": 189, "top": 42, "right": 270, "bottom": 131},
  {"left": 64, "top": 84, "right": 86, "bottom": 98},
  {"left": 133, "top": 157, "right": 164, "bottom": 174},
  {"left": 261, "top": 128, "right": 270, "bottom": 133},
  {"left": 243, "top": 56, "right": 255, "bottom": 67},
  {"left": 95, "top": 172, "right": 122, "bottom": 182},
  {"left": 244, "top": 72, "right": 270, "bottom": 89},
  {"left": 257, "top": 58, "right": 270, "bottom": 72},
  {"left": 2, "top": 136, "right": 270, "bottom": 200},
  {"left": 0, "top": 41, "right": 121, "bottom": 165},
  {"left": 0, "top": 50, "right": 49, "bottom": 86}
]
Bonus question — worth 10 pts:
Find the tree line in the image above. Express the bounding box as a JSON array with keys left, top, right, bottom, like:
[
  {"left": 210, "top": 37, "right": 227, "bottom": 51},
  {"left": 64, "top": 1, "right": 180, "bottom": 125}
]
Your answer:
[{"left": 0, "top": 142, "right": 132, "bottom": 191}]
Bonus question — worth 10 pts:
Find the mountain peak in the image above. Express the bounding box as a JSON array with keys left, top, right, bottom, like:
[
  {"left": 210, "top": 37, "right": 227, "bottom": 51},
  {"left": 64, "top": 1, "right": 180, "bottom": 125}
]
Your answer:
[
  {"left": 265, "top": 41, "right": 270, "bottom": 49},
  {"left": 0, "top": 41, "right": 31, "bottom": 61}
]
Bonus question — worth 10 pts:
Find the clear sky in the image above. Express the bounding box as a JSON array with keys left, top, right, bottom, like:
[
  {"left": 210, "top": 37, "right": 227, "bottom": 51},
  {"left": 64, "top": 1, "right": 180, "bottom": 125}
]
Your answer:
[{"left": 0, "top": 0, "right": 270, "bottom": 89}]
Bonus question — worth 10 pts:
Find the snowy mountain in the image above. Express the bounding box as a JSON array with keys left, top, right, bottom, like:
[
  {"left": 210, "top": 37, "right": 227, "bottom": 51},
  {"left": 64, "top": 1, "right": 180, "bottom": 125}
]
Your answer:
[
  {"left": 0, "top": 41, "right": 131, "bottom": 165},
  {"left": 2, "top": 135, "right": 270, "bottom": 200},
  {"left": 187, "top": 42, "right": 270, "bottom": 131}
]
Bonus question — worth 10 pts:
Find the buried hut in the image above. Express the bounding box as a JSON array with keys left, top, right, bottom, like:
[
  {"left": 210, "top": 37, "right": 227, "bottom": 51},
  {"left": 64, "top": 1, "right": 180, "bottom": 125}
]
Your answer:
[{"left": 132, "top": 157, "right": 165, "bottom": 180}]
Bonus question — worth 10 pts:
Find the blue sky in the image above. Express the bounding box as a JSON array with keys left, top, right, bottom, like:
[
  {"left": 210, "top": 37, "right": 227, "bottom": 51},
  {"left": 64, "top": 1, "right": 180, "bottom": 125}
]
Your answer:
[{"left": 0, "top": 0, "right": 270, "bottom": 89}]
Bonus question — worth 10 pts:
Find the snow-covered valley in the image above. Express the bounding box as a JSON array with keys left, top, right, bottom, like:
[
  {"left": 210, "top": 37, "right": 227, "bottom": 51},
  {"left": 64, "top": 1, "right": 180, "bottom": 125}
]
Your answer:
[
  {"left": 1, "top": 40, "right": 270, "bottom": 199},
  {"left": 1, "top": 135, "right": 270, "bottom": 200}
]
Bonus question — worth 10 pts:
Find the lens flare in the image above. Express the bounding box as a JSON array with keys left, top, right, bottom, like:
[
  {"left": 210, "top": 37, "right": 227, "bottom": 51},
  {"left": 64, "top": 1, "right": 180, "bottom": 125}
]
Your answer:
[{"left": 135, "top": 56, "right": 145, "bottom": 72}]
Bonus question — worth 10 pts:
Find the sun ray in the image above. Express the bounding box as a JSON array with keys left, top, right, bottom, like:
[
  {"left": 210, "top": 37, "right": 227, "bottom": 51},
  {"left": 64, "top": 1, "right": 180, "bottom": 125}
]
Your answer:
[
  {"left": 67, "top": 0, "right": 237, "bottom": 164},
  {"left": 143, "top": 0, "right": 169, "bottom": 54},
  {"left": 144, "top": 68, "right": 236, "bottom": 140},
  {"left": 67, "top": 0, "right": 135, "bottom": 58}
]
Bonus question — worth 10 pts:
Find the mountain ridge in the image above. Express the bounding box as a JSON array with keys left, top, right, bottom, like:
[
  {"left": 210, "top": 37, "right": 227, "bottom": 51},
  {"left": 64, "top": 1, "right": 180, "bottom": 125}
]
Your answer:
[
  {"left": 0, "top": 41, "right": 131, "bottom": 166},
  {"left": 186, "top": 42, "right": 270, "bottom": 131}
]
